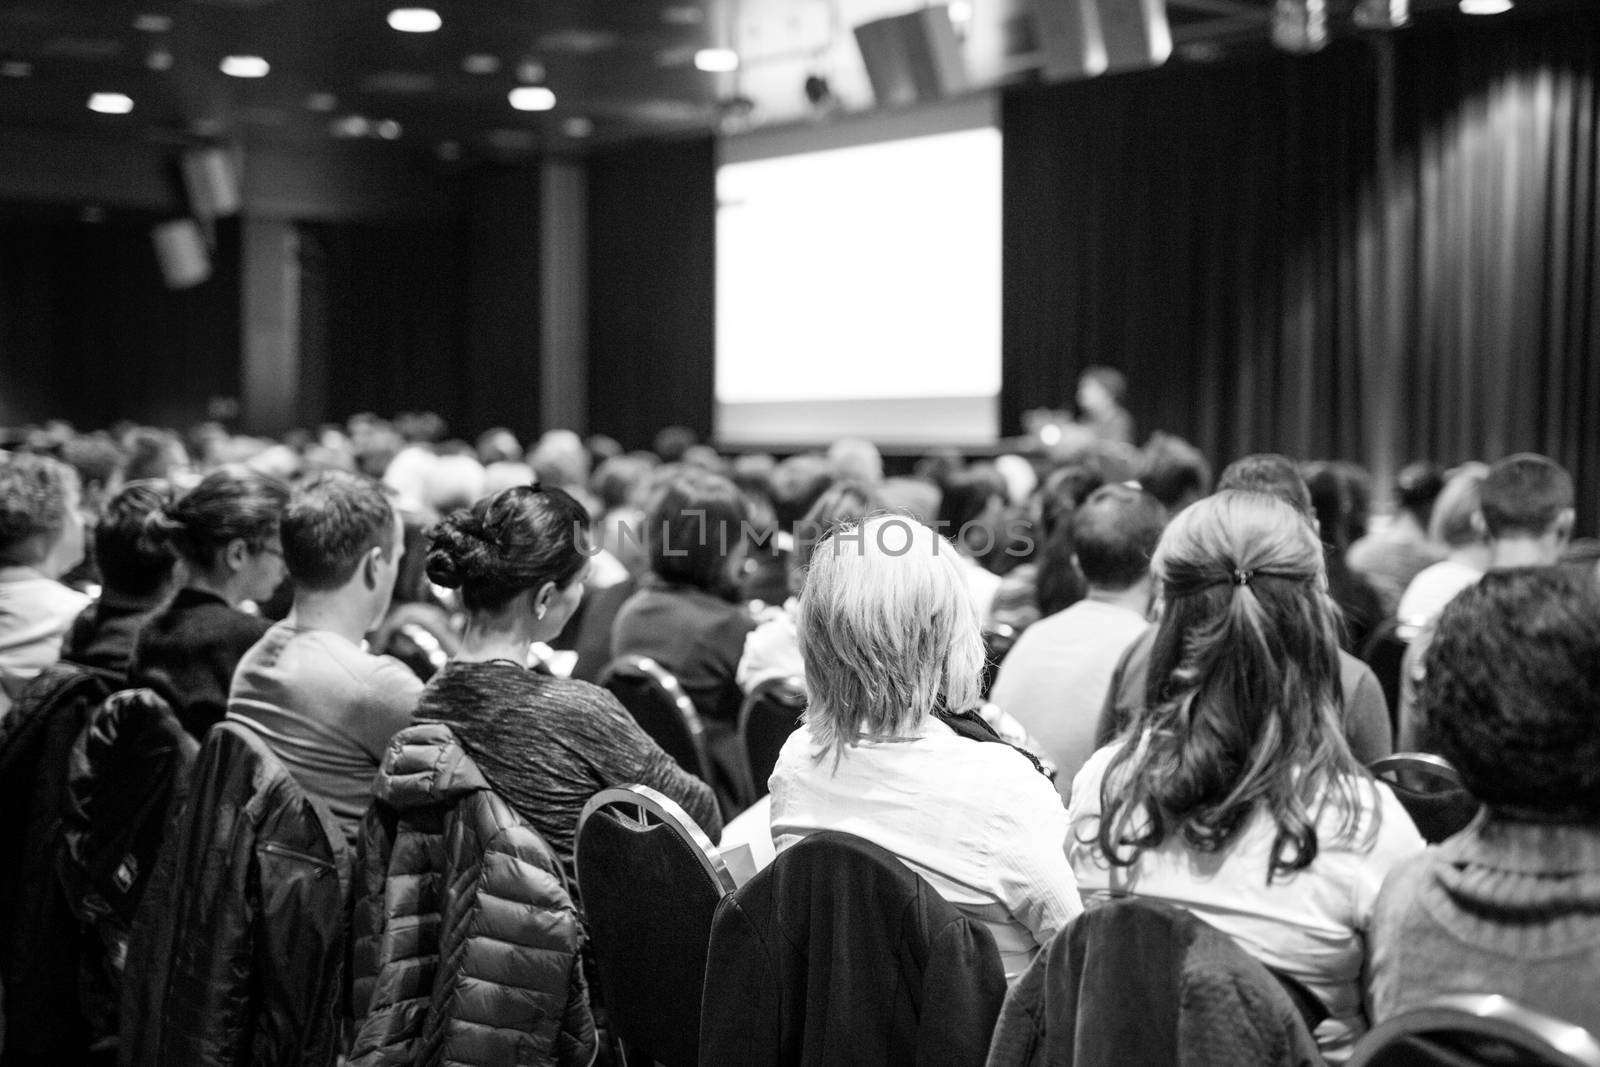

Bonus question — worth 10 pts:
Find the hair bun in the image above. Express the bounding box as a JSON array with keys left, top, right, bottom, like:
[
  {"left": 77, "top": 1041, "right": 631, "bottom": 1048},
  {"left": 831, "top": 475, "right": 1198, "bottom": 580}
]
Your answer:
[{"left": 424, "top": 512, "right": 493, "bottom": 590}]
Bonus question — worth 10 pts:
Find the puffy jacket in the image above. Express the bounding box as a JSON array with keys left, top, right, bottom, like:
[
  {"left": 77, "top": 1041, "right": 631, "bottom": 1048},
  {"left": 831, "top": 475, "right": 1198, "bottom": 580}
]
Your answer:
[
  {"left": 0, "top": 661, "right": 110, "bottom": 1066},
  {"left": 350, "top": 722, "right": 598, "bottom": 1067},
  {"left": 59, "top": 687, "right": 199, "bottom": 1046},
  {"left": 119, "top": 720, "right": 349, "bottom": 1067}
]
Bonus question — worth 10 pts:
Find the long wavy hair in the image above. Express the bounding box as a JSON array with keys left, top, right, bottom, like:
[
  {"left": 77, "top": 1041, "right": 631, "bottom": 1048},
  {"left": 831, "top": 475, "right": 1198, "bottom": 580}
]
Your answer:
[{"left": 1095, "top": 491, "right": 1375, "bottom": 883}]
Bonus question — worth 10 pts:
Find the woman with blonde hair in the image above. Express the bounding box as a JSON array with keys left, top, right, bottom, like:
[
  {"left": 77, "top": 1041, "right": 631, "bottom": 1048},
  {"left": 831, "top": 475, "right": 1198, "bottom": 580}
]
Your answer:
[
  {"left": 769, "top": 515, "right": 1081, "bottom": 979},
  {"left": 1066, "top": 491, "right": 1424, "bottom": 1058}
]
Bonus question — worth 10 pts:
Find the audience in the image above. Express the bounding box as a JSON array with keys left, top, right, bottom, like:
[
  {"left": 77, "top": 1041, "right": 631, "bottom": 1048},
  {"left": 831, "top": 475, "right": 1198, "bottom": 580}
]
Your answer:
[
  {"left": 1067, "top": 491, "right": 1426, "bottom": 1058},
  {"left": 60, "top": 480, "right": 178, "bottom": 682},
  {"left": 1394, "top": 462, "right": 1490, "bottom": 629},
  {"left": 770, "top": 515, "right": 1081, "bottom": 980},
  {"left": 1303, "top": 461, "right": 1385, "bottom": 654},
  {"left": 226, "top": 472, "right": 422, "bottom": 848},
  {"left": 418, "top": 484, "right": 720, "bottom": 873},
  {"left": 990, "top": 483, "right": 1164, "bottom": 800},
  {"left": 1368, "top": 566, "right": 1600, "bottom": 1034},
  {"left": 127, "top": 468, "right": 289, "bottom": 737},
  {"left": 935, "top": 465, "right": 1008, "bottom": 622},
  {"left": 0, "top": 452, "right": 90, "bottom": 717},
  {"left": 988, "top": 464, "right": 1095, "bottom": 632},
  {"left": 1347, "top": 461, "right": 1447, "bottom": 617}
]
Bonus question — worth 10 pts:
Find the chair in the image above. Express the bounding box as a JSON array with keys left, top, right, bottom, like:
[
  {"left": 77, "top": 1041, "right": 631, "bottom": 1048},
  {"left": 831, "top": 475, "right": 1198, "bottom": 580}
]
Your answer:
[
  {"left": 981, "top": 623, "right": 1019, "bottom": 699},
  {"left": 1369, "top": 753, "right": 1480, "bottom": 844},
  {"left": 576, "top": 784, "right": 735, "bottom": 1067},
  {"left": 1348, "top": 995, "right": 1600, "bottom": 1067},
  {"left": 599, "top": 654, "right": 717, "bottom": 786},
  {"left": 737, "top": 676, "right": 806, "bottom": 801},
  {"left": 1358, "top": 619, "right": 1409, "bottom": 740}
]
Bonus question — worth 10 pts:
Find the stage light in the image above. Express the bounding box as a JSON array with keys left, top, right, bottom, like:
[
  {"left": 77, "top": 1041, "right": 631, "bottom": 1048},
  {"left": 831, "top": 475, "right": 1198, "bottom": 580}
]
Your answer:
[
  {"left": 388, "top": 8, "right": 442, "bottom": 33},
  {"left": 221, "top": 55, "right": 270, "bottom": 78},
  {"left": 508, "top": 86, "right": 556, "bottom": 111},
  {"left": 1459, "top": 0, "right": 1512, "bottom": 13},
  {"left": 695, "top": 48, "right": 740, "bottom": 73},
  {"left": 88, "top": 92, "right": 135, "bottom": 114}
]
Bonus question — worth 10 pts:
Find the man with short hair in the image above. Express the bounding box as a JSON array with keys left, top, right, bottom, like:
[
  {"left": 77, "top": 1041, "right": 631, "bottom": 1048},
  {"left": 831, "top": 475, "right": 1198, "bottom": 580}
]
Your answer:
[
  {"left": 228, "top": 471, "right": 421, "bottom": 846},
  {"left": 1397, "top": 452, "right": 1574, "bottom": 751},
  {"left": 989, "top": 484, "right": 1165, "bottom": 800}
]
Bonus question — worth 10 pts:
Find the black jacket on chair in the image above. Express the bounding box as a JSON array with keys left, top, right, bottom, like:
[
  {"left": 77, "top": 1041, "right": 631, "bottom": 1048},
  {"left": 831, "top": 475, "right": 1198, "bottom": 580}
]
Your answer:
[
  {"left": 118, "top": 720, "right": 349, "bottom": 1067},
  {"left": 700, "top": 831, "right": 1007, "bottom": 1067}
]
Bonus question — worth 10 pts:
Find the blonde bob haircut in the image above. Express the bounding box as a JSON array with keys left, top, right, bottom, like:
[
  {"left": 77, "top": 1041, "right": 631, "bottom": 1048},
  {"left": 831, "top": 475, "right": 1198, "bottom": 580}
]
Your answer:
[{"left": 797, "top": 515, "right": 985, "bottom": 762}]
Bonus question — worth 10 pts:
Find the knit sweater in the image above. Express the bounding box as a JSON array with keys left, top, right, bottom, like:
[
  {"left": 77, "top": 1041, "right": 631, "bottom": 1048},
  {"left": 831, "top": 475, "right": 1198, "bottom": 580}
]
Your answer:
[{"left": 416, "top": 660, "right": 722, "bottom": 875}]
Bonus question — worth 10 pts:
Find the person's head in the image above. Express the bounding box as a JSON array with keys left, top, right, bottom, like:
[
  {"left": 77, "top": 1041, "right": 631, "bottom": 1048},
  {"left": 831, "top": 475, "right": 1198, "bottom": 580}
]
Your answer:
[
  {"left": 1216, "top": 454, "right": 1314, "bottom": 522},
  {"left": 1077, "top": 365, "right": 1126, "bottom": 416},
  {"left": 1422, "top": 566, "right": 1600, "bottom": 822},
  {"left": 1393, "top": 461, "right": 1446, "bottom": 529},
  {"left": 827, "top": 437, "right": 884, "bottom": 487},
  {"left": 61, "top": 434, "right": 126, "bottom": 514},
  {"left": 1071, "top": 483, "right": 1167, "bottom": 592},
  {"left": 423, "top": 453, "right": 487, "bottom": 515},
  {"left": 1429, "top": 463, "right": 1489, "bottom": 547},
  {"left": 94, "top": 480, "right": 178, "bottom": 599},
  {"left": 937, "top": 465, "right": 1006, "bottom": 556},
  {"left": 425, "top": 484, "right": 591, "bottom": 640},
  {"left": 790, "top": 481, "right": 883, "bottom": 595},
  {"left": 528, "top": 429, "right": 591, "bottom": 490},
  {"left": 281, "top": 472, "right": 402, "bottom": 625},
  {"left": 475, "top": 427, "right": 522, "bottom": 467},
  {"left": 122, "top": 428, "right": 190, "bottom": 484},
  {"left": 1137, "top": 432, "right": 1211, "bottom": 513},
  {"left": 1301, "top": 461, "right": 1355, "bottom": 552},
  {"left": 799, "top": 516, "right": 984, "bottom": 761},
  {"left": 1478, "top": 453, "right": 1574, "bottom": 545},
  {"left": 769, "top": 453, "right": 835, "bottom": 528},
  {"left": 646, "top": 468, "right": 749, "bottom": 599},
  {"left": 1097, "top": 490, "right": 1365, "bottom": 883},
  {"left": 0, "top": 451, "right": 86, "bottom": 578},
  {"left": 146, "top": 468, "right": 290, "bottom": 604},
  {"left": 652, "top": 425, "right": 698, "bottom": 465}
]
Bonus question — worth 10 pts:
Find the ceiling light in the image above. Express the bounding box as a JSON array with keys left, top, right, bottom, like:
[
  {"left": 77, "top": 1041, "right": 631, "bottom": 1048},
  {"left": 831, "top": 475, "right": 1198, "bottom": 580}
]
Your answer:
[
  {"left": 88, "top": 92, "right": 134, "bottom": 115},
  {"left": 306, "top": 92, "right": 338, "bottom": 112},
  {"left": 1354, "top": 0, "right": 1410, "bottom": 29},
  {"left": 388, "top": 8, "right": 442, "bottom": 33},
  {"left": 376, "top": 119, "right": 403, "bottom": 140},
  {"left": 0, "top": 61, "right": 32, "bottom": 78},
  {"left": 660, "top": 6, "right": 704, "bottom": 26},
  {"left": 330, "top": 115, "right": 371, "bottom": 138},
  {"left": 1458, "top": 0, "right": 1511, "bottom": 12},
  {"left": 220, "top": 55, "right": 270, "bottom": 78},
  {"left": 562, "top": 116, "right": 594, "bottom": 138},
  {"left": 146, "top": 48, "right": 174, "bottom": 71},
  {"left": 694, "top": 48, "right": 740, "bottom": 73},
  {"left": 508, "top": 86, "right": 556, "bottom": 111},
  {"left": 517, "top": 59, "right": 546, "bottom": 84},
  {"left": 133, "top": 14, "right": 173, "bottom": 33},
  {"left": 462, "top": 54, "right": 500, "bottom": 74}
]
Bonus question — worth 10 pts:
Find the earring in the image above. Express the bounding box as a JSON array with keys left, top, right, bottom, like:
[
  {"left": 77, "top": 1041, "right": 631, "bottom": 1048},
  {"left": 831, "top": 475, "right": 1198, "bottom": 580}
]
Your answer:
[{"left": 536, "top": 605, "right": 547, "bottom": 620}]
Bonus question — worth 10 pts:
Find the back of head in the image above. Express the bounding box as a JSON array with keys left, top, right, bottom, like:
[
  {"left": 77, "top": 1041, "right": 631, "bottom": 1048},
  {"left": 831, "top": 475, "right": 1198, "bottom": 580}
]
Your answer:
[
  {"left": 145, "top": 467, "right": 289, "bottom": 568},
  {"left": 95, "top": 480, "right": 178, "bottom": 597},
  {"left": 1423, "top": 566, "right": 1600, "bottom": 821},
  {"left": 123, "top": 428, "right": 188, "bottom": 483},
  {"left": 653, "top": 425, "right": 698, "bottom": 465},
  {"left": 62, "top": 434, "right": 126, "bottom": 497},
  {"left": 1479, "top": 452, "right": 1574, "bottom": 539},
  {"left": 1300, "top": 462, "right": 1351, "bottom": 550},
  {"left": 528, "top": 429, "right": 590, "bottom": 490},
  {"left": 793, "top": 481, "right": 883, "bottom": 574},
  {"left": 936, "top": 465, "right": 1005, "bottom": 533},
  {"left": 0, "top": 451, "right": 80, "bottom": 565},
  {"left": 827, "top": 437, "right": 884, "bottom": 487},
  {"left": 425, "top": 484, "right": 590, "bottom": 614},
  {"left": 423, "top": 454, "right": 487, "bottom": 515},
  {"left": 1216, "top": 454, "right": 1314, "bottom": 522},
  {"left": 1079, "top": 365, "right": 1127, "bottom": 404},
  {"left": 1137, "top": 433, "right": 1212, "bottom": 512},
  {"left": 475, "top": 427, "right": 522, "bottom": 466},
  {"left": 1428, "top": 463, "right": 1489, "bottom": 546},
  {"left": 647, "top": 468, "right": 748, "bottom": 595},
  {"left": 1071, "top": 484, "right": 1167, "bottom": 591},
  {"left": 281, "top": 471, "right": 396, "bottom": 591},
  {"left": 1394, "top": 461, "right": 1446, "bottom": 527},
  {"left": 798, "top": 516, "right": 983, "bottom": 760},
  {"left": 769, "top": 453, "right": 835, "bottom": 528},
  {"left": 590, "top": 454, "right": 657, "bottom": 514}
]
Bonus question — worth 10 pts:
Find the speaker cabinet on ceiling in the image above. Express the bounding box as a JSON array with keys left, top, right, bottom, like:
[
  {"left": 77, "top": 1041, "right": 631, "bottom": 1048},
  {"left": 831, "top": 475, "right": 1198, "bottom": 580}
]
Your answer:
[
  {"left": 1030, "top": 0, "right": 1172, "bottom": 81},
  {"left": 152, "top": 218, "right": 212, "bottom": 290},
  {"left": 854, "top": 6, "right": 969, "bottom": 108}
]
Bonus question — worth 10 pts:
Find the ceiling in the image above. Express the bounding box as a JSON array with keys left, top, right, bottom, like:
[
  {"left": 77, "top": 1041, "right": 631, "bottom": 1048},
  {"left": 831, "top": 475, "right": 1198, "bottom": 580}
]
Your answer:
[{"left": 0, "top": 0, "right": 1575, "bottom": 161}]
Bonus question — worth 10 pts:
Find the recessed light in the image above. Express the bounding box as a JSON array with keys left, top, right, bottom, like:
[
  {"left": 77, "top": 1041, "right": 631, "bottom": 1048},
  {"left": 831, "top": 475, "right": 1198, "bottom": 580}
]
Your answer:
[
  {"left": 1, "top": 61, "right": 33, "bottom": 78},
  {"left": 306, "top": 92, "right": 338, "bottom": 112},
  {"left": 694, "top": 48, "right": 739, "bottom": 73},
  {"left": 517, "top": 59, "right": 546, "bottom": 84},
  {"left": 509, "top": 86, "right": 556, "bottom": 111},
  {"left": 146, "top": 48, "right": 174, "bottom": 71},
  {"left": 376, "top": 119, "right": 403, "bottom": 140},
  {"left": 562, "top": 116, "right": 594, "bottom": 138},
  {"left": 1458, "top": 0, "right": 1511, "bottom": 11},
  {"left": 660, "top": 6, "right": 704, "bottom": 26},
  {"left": 462, "top": 53, "right": 500, "bottom": 74},
  {"left": 133, "top": 13, "right": 173, "bottom": 33},
  {"left": 388, "top": 8, "right": 442, "bottom": 33},
  {"left": 220, "top": 55, "right": 270, "bottom": 78},
  {"left": 88, "top": 92, "right": 135, "bottom": 115},
  {"left": 330, "top": 115, "right": 371, "bottom": 138}
]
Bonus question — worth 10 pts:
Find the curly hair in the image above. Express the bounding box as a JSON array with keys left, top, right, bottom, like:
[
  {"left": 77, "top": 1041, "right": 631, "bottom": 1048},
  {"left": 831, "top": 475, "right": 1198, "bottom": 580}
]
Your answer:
[
  {"left": 1422, "top": 566, "right": 1600, "bottom": 820},
  {"left": 425, "top": 484, "right": 590, "bottom": 614},
  {"left": 0, "top": 452, "right": 80, "bottom": 565}
]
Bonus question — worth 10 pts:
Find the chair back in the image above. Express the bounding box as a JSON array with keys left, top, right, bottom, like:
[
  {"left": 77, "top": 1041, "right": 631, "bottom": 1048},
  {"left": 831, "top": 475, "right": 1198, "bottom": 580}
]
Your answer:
[
  {"left": 1349, "top": 995, "right": 1600, "bottom": 1067},
  {"left": 981, "top": 623, "right": 1019, "bottom": 698},
  {"left": 576, "top": 784, "right": 734, "bottom": 1067},
  {"left": 1369, "top": 753, "right": 1480, "bottom": 844},
  {"left": 599, "top": 655, "right": 716, "bottom": 785},
  {"left": 737, "top": 677, "right": 806, "bottom": 800}
]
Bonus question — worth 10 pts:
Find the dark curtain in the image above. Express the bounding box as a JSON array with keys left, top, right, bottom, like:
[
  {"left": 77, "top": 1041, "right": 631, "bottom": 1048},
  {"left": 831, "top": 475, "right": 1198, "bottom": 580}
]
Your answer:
[
  {"left": 0, "top": 214, "right": 241, "bottom": 430},
  {"left": 586, "top": 135, "right": 716, "bottom": 451},
  {"left": 1002, "top": 6, "right": 1600, "bottom": 528}
]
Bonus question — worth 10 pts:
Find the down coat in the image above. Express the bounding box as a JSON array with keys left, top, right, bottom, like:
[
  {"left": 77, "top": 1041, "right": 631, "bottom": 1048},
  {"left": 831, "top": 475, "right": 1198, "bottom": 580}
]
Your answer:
[{"left": 350, "top": 722, "right": 598, "bottom": 1067}]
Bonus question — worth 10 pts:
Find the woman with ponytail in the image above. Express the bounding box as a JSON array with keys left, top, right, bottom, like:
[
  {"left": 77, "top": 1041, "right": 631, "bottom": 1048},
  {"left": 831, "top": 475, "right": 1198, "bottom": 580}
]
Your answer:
[
  {"left": 128, "top": 467, "right": 289, "bottom": 736},
  {"left": 1065, "top": 491, "right": 1423, "bottom": 1059}
]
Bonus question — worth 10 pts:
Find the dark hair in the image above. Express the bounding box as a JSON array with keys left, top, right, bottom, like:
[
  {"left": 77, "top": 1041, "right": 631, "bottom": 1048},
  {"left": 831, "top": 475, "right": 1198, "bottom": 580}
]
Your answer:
[
  {"left": 0, "top": 452, "right": 79, "bottom": 564},
  {"left": 769, "top": 453, "right": 835, "bottom": 528},
  {"left": 646, "top": 469, "right": 748, "bottom": 596},
  {"left": 281, "top": 471, "right": 396, "bottom": 591},
  {"left": 652, "top": 425, "right": 698, "bottom": 464},
  {"left": 1217, "top": 453, "right": 1314, "bottom": 521},
  {"left": 1095, "top": 492, "right": 1371, "bottom": 883},
  {"left": 1394, "top": 462, "right": 1446, "bottom": 527},
  {"left": 794, "top": 482, "right": 882, "bottom": 573},
  {"left": 1479, "top": 453, "right": 1574, "bottom": 538},
  {"left": 1422, "top": 567, "right": 1600, "bottom": 821},
  {"left": 1071, "top": 484, "right": 1167, "bottom": 591},
  {"left": 937, "top": 465, "right": 1005, "bottom": 534},
  {"left": 1301, "top": 462, "right": 1355, "bottom": 552},
  {"left": 144, "top": 468, "right": 289, "bottom": 568},
  {"left": 1034, "top": 465, "right": 1097, "bottom": 616},
  {"left": 425, "top": 484, "right": 590, "bottom": 613},
  {"left": 123, "top": 428, "right": 186, "bottom": 483},
  {"left": 1137, "top": 433, "right": 1212, "bottom": 511},
  {"left": 590, "top": 454, "right": 656, "bottom": 514},
  {"left": 94, "top": 480, "right": 178, "bottom": 596}
]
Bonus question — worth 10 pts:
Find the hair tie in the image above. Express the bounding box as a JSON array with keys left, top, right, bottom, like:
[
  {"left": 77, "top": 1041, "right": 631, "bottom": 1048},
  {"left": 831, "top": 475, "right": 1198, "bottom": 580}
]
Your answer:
[{"left": 1233, "top": 568, "right": 1254, "bottom": 587}]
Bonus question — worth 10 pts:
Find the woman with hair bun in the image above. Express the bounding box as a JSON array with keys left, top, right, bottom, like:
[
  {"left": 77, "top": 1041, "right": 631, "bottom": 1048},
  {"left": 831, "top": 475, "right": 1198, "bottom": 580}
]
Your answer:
[
  {"left": 416, "top": 484, "right": 720, "bottom": 871},
  {"left": 1066, "top": 491, "right": 1424, "bottom": 1059},
  {"left": 128, "top": 467, "right": 289, "bottom": 736}
]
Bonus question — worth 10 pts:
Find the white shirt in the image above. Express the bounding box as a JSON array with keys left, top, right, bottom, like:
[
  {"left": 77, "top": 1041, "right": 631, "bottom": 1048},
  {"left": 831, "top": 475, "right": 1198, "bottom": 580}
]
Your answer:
[
  {"left": 770, "top": 717, "right": 1082, "bottom": 979},
  {"left": 0, "top": 576, "right": 91, "bottom": 720},
  {"left": 1066, "top": 743, "right": 1426, "bottom": 1060},
  {"left": 989, "top": 599, "right": 1149, "bottom": 801},
  {"left": 953, "top": 553, "right": 1003, "bottom": 625},
  {"left": 1395, "top": 559, "right": 1482, "bottom": 629}
]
